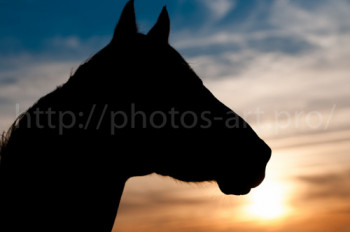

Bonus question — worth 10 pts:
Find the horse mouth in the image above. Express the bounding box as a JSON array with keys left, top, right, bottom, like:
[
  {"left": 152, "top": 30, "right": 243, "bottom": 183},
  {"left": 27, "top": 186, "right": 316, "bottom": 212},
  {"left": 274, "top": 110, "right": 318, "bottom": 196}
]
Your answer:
[
  {"left": 217, "top": 180, "right": 252, "bottom": 195},
  {"left": 217, "top": 170, "right": 267, "bottom": 195}
]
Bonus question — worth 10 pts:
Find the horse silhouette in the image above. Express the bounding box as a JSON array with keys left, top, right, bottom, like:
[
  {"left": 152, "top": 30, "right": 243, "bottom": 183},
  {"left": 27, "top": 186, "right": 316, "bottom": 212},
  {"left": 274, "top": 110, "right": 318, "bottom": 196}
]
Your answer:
[{"left": 0, "top": 1, "right": 271, "bottom": 231}]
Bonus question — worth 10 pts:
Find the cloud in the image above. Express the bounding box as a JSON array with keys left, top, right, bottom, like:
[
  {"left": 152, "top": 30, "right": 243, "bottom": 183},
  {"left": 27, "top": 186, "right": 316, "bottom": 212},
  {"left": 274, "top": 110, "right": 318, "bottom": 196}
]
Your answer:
[
  {"left": 170, "top": 0, "right": 350, "bottom": 142},
  {"left": 119, "top": 190, "right": 210, "bottom": 214},
  {"left": 297, "top": 170, "right": 350, "bottom": 200},
  {"left": 197, "top": 0, "right": 236, "bottom": 21},
  {"left": 270, "top": 0, "right": 350, "bottom": 35},
  {"left": 0, "top": 54, "right": 81, "bottom": 132},
  {"left": 290, "top": 169, "right": 350, "bottom": 231},
  {"left": 248, "top": 35, "right": 316, "bottom": 54},
  {"left": 1, "top": 0, "right": 349, "bottom": 151},
  {"left": 0, "top": 34, "right": 110, "bottom": 132},
  {"left": 43, "top": 36, "right": 109, "bottom": 58}
]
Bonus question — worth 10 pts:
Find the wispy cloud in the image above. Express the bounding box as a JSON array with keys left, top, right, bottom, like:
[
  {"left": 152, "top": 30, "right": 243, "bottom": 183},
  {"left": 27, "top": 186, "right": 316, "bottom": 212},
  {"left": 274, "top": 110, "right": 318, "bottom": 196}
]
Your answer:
[
  {"left": 0, "top": 35, "right": 110, "bottom": 132},
  {"left": 197, "top": 0, "right": 236, "bottom": 21},
  {"left": 291, "top": 169, "right": 350, "bottom": 229},
  {"left": 0, "top": 56, "right": 80, "bottom": 132},
  {"left": 170, "top": 0, "right": 350, "bottom": 143},
  {"left": 298, "top": 170, "right": 350, "bottom": 200}
]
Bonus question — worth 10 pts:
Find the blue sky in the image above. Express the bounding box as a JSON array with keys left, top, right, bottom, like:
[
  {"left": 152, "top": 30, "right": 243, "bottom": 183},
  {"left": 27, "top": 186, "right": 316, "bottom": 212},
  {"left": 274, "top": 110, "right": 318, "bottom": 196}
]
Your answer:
[
  {"left": 0, "top": 0, "right": 315, "bottom": 57},
  {"left": 1, "top": 1, "right": 350, "bottom": 231}
]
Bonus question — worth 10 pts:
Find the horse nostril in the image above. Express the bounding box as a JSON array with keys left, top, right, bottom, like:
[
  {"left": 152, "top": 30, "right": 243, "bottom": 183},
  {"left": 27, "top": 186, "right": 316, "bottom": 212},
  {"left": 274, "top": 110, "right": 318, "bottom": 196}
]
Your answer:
[
  {"left": 259, "top": 139, "right": 271, "bottom": 163},
  {"left": 249, "top": 140, "right": 271, "bottom": 188},
  {"left": 265, "top": 145, "right": 272, "bottom": 162}
]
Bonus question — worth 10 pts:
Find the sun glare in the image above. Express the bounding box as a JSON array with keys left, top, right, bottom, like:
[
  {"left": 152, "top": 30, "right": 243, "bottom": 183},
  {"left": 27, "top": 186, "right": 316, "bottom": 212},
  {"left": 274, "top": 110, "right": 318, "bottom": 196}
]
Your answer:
[{"left": 246, "top": 181, "right": 287, "bottom": 220}]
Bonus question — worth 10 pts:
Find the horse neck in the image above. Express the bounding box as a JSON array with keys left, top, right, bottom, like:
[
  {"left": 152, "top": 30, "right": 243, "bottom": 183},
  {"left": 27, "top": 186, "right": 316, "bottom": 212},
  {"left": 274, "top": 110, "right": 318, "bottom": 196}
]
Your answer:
[
  {"left": 1, "top": 152, "right": 127, "bottom": 232},
  {"left": 0, "top": 126, "right": 129, "bottom": 232}
]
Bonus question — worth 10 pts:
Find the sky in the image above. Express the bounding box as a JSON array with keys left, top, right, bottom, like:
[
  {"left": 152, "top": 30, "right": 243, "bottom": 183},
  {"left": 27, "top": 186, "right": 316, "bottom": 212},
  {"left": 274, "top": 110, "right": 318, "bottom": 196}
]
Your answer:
[{"left": 1, "top": 0, "right": 350, "bottom": 231}]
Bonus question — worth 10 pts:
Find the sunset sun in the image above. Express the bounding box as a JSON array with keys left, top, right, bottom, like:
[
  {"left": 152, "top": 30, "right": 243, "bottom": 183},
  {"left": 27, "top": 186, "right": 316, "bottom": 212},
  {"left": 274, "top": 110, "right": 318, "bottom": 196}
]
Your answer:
[
  {"left": 1, "top": 0, "right": 350, "bottom": 231},
  {"left": 246, "top": 181, "right": 287, "bottom": 220}
]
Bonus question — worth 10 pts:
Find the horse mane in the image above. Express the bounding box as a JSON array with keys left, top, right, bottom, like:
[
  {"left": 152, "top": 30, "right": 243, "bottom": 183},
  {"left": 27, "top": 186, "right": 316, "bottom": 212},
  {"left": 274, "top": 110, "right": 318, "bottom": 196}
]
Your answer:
[
  {"left": 0, "top": 113, "right": 25, "bottom": 163},
  {"left": 0, "top": 50, "right": 100, "bottom": 164}
]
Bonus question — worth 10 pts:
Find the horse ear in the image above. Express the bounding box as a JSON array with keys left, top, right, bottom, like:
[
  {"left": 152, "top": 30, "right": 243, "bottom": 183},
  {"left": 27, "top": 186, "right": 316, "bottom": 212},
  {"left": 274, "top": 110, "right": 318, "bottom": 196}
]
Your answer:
[
  {"left": 112, "top": 0, "right": 137, "bottom": 41},
  {"left": 147, "top": 6, "right": 170, "bottom": 43}
]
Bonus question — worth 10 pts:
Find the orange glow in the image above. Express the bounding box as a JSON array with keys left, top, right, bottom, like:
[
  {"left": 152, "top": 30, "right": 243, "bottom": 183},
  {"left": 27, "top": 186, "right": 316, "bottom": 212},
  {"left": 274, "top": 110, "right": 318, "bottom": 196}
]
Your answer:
[{"left": 246, "top": 181, "right": 289, "bottom": 220}]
